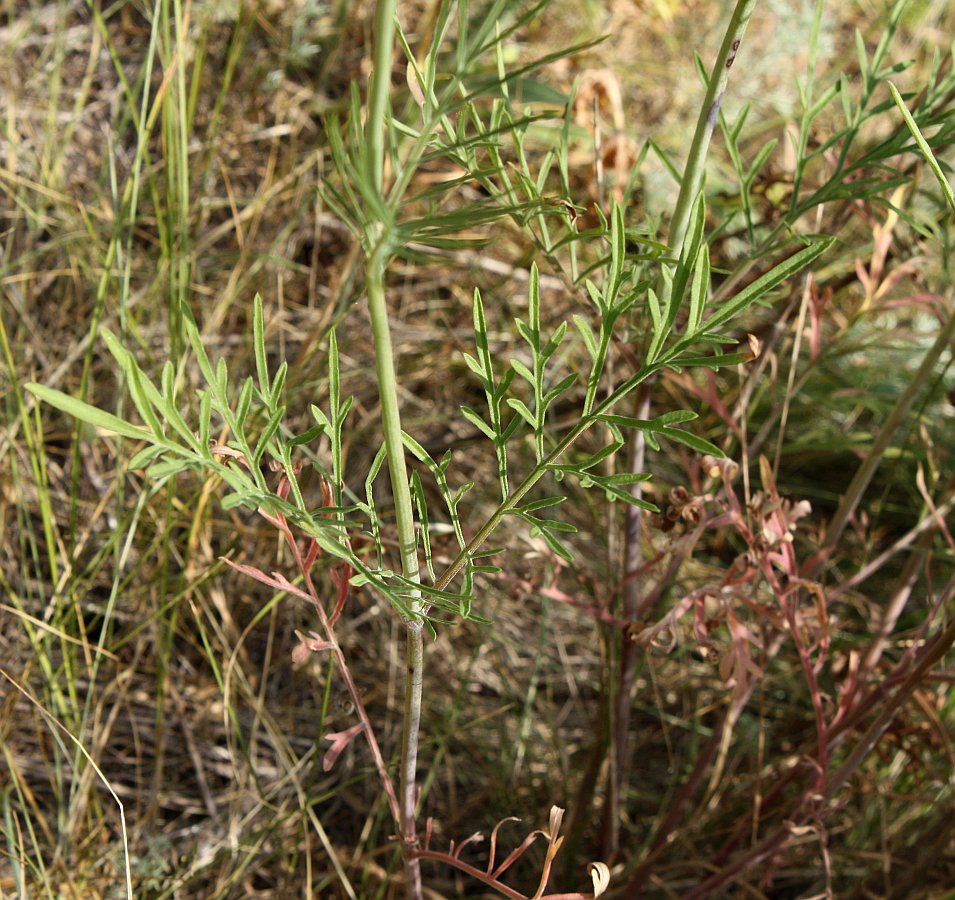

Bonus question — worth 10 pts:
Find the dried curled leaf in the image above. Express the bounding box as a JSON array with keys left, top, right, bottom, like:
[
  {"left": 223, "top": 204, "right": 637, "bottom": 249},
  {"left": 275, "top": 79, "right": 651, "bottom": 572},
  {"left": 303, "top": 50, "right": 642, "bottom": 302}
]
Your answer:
[
  {"left": 291, "top": 629, "right": 333, "bottom": 664},
  {"left": 322, "top": 723, "right": 363, "bottom": 772},
  {"left": 546, "top": 805, "right": 564, "bottom": 840},
  {"left": 588, "top": 860, "right": 611, "bottom": 897}
]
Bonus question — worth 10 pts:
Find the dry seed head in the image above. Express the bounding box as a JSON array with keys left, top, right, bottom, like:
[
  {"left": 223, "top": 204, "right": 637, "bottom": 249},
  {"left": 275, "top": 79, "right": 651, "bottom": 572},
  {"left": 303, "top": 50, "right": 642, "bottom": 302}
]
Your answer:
[
  {"left": 703, "top": 454, "right": 740, "bottom": 480},
  {"left": 670, "top": 485, "right": 692, "bottom": 506},
  {"left": 680, "top": 498, "right": 705, "bottom": 524}
]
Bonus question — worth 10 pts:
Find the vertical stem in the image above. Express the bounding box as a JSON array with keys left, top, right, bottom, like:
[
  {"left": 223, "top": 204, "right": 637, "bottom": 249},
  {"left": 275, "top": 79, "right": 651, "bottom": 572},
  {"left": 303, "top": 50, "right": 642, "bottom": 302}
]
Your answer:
[
  {"left": 363, "top": 2, "right": 424, "bottom": 897},
  {"left": 616, "top": 0, "right": 760, "bottom": 869},
  {"left": 366, "top": 0, "right": 396, "bottom": 195},
  {"left": 667, "top": 0, "right": 759, "bottom": 260},
  {"left": 601, "top": 382, "right": 651, "bottom": 859},
  {"left": 365, "top": 263, "right": 423, "bottom": 590}
]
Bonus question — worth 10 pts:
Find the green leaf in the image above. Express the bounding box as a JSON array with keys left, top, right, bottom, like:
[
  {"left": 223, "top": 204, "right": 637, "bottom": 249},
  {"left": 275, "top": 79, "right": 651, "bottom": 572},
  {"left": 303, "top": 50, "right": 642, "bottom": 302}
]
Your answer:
[
  {"left": 541, "top": 320, "right": 567, "bottom": 361},
  {"left": 235, "top": 376, "right": 254, "bottom": 428},
  {"left": 888, "top": 81, "right": 955, "bottom": 213},
  {"left": 519, "top": 513, "right": 577, "bottom": 534},
  {"left": 310, "top": 404, "right": 330, "bottom": 428},
  {"left": 411, "top": 470, "right": 435, "bottom": 583},
  {"left": 653, "top": 409, "right": 698, "bottom": 426},
  {"left": 515, "top": 318, "right": 537, "bottom": 350},
  {"left": 462, "top": 351, "right": 488, "bottom": 384},
  {"left": 704, "top": 238, "right": 835, "bottom": 333},
  {"left": 538, "top": 527, "right": 574, "bottom": 562},
  {"left": 269, "top": 362, "right": 288, "bottom": 409},
  {"left": 674, "top": 351, "right": 749, "bottom": 369},
  {"left": 328, "top": 328, "right": 341, "bottom": 414},
  {"left": 547, "top": 440, "right": 623, "bottom": 473},
  {"left": 747, "top": 137, "right": 779, "bottom": 183},
  {"left": 527, "top": 263, "right": 541, "bottom": 350},
  {"left": 687, "top": 240, "right": 710, "bottom": 335},
  {"left": 599, "top": 472, "right": 654, "bottom": 486},
  {"left": 585, "top": 280, "right": 607, "bottom": 315},
  {"left": 595, "top": 482, "right": 660, "bottom": 509},
  {"left": 400, "top": 431, "right": 431, "bottom": 464},
  {"left": 460, "top": 405, "right": 496, "bottom": 440},
  {"left": 392, "top": 574, "right": 464, "bottom": 603},
  {"left": 608, "top": 202, "right": 626, "bottom": 301},
  {"left": 252, "top": 407, "right": 285, "bottom": 467},
  {"left": 101, "top": 330, "right": 164, "bottom": 410},
  {"left": 145, "top": 458, "right": 195, "bottom": 480},
  {"left": 452, "top": 481, "right": 474, "bottom": 505},
  {"left": 543, "top": 372, "right": 578, "bottom": 408},
  {"left": 401, "top": 432, "right": 467, "bottom": 548},
  {"left": 599, "top": 414, "right": 652, "bottom": 430},
  {"left": 184, "top": 306, "right": 217, "bottom": 389},
  {"left": 128, "top": 444, "right": 168, "bottom": 470},
  {"left": 198, "top": 391, "right": 212, "bottom": 449},
  {"left": 289, "top": 422, "right": 326, "bottom": 447},
  {"left": 159, "top": 390, "right": 200, "bottom": 452},
  {"left": 510, "top": 357, "right": 536, "bottom": 386},
  {"left": 469, "top": 546, "right": 505, "bottom": 560},
  {"left": 646, "top": 286, "right": 664, "bottom": 363},
  {"left": 127, "top": 364, "right": 164, "bottom": 438},
  {"left": 253, "top": 294, "right": 269, "bottom": 396},
  {"left": 660, "top": 427, "right": 723, "bottom": 457},
  {"left": 573, "top": 314, "right": 598, "bottom": 360},
  {"left": 215, "top": 357, "right": 229, "bottom": 398},
  {"left": 521, "top": 496, "right": 567, "bottom": 513},
  {"left": 506, "top": 397, "right": 536, "bottom": 427},
  {"left": 26, "top": 383, "right": 155, "bottom": 442},
  {"left": 221, "top": 492, "right": 260, "bottom": 511}
]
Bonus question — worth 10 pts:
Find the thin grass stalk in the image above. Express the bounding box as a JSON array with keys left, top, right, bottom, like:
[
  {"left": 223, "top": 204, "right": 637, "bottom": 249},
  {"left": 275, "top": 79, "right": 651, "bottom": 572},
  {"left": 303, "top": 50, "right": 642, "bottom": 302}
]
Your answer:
[
  {"left": 363, "top": 2, "right": 424, "bottom": 896},
  {"left": 821, "top": 302, "right": 955, "bottom": 554}
]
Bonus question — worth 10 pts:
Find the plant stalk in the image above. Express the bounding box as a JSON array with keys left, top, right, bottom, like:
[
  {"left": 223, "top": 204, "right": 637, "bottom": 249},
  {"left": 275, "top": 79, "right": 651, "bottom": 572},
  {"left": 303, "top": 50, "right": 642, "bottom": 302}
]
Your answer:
[
  {"left": 600, "top": 382, "right": 651, "bottom": 859},
  {"left": 667, "top": 0, "right": 759, "bottom": 259},
  {"left": 612, "top": 0, "right": 759, "bottom": 864},
  {"left": 364, "top": 1, "right": 424, "bottom": 896}
]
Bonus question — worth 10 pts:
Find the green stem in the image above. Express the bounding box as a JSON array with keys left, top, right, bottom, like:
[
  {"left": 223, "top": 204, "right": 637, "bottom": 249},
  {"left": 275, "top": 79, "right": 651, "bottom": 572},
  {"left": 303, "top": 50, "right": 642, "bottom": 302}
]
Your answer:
[
  {"left": 667, "top": 0, "right": 759, "bottom": 259},
  {"left": 366, "top": 0, "right": 396, "bottom": 195},
  {"left": 366, "top": 262, "right": 424, "bottom": 897},
  {"left": 363, "top": 3, "right": 424, "bottom": 897},
  {"left": 365, "top": 257, "right": 422, "bottom": 591}
]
